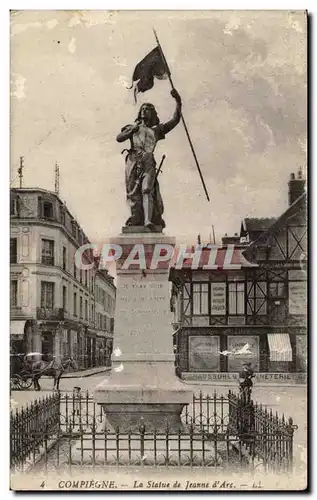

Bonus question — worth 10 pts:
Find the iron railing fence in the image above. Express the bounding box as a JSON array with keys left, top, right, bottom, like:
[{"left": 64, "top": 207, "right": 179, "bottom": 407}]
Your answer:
[
  {"left": 10, "top": 392, "right": 60, "bottom": 470},
  {"left": 10, "top": 389, "right": 297, "bottom": 473}
]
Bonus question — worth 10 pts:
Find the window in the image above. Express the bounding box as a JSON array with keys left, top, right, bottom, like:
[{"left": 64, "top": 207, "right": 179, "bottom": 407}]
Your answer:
[
  {"left": 41, "top": 281, "right": 55, "bottom": 309},
  {"left": 182, "top": 283, "right": 191, "bottom": 316},
  {"left": 71, "top": 221, "right": 77, "bottom": 237},
  {"left": 229, "top": 282, "right": 245, "bottom": 315},
  {"left": 91, "top": 304, "right": 94, "bottom": 323},
  {"left": 106, "top": 316, "right": 110, "bottom": 331},
  {"left": 80, "top": 269, "right": 82, "bottom": 283},
  {"left": 11, "top": 280, "right": 18, "bottom": 307},
  {"left": 80, "top": 296, "right": 83, "bottom": 318},
  {"left": 269, "top": 282, "right": 285, "bottom": 298},
  {"left": 60, "top": 206, "right": 66, "bottom": 225},
  {"left": 73, "top": 292, "right": 77, "bottom": 316},
  {"left": 10, "top": 197, "right": 18, "bottom": 216},
  {"left": 62, "top": 285, "right": 67, "bottom": 311},
  {"left": 85, "top": 270, "right": 87, "bottom": 287},
  {"left": 41, "top": 239, "right": 54, "bottom": 266},
  {"left": 247, "top": 281, "right": 267, "bottom": 315},
  {"left": 10, "top": 238, "right": 17, "bottom": 264},
  {"left": 43, "top": 201, "right": 54, "bottom": 219},
  {"left": 62, "top": 247, "right": 67, "bottom": 271},
  {"left": 193, "top": 283, "right": 209, "bottom": 315},
  {"left": 73, "top": 258, "right": 77, "bottom": 279},
  {"left": 85, "top": 299, "right": 88, "bottom": 320}
]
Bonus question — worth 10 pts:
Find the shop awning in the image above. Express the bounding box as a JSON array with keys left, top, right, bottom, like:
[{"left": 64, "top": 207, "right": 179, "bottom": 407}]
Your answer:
[
  {"left": 10, "top": 320, "right": 26, "bottom": 338},
  {"left": 268, "top": 334, "right": 292, "bottom": 362}
]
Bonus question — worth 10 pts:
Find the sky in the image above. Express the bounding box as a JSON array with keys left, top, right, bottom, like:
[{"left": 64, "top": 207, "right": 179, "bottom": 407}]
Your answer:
[{"left": 10, "top": 10, "right": 307, "bottom": 245}]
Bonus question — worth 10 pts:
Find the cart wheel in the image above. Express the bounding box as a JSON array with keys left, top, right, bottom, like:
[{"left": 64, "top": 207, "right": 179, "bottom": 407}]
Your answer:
[
  {"left": 10, "top": 375, "right": 22, "bottom": 390},
  {"left": 19, "top": 373, "right": 33, "bottom": 390}
]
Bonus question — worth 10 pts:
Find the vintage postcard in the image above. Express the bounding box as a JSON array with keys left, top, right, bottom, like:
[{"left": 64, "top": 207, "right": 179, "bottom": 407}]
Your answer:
[{"left": 10, "top": 10, "right": 307, "bottom": 491}]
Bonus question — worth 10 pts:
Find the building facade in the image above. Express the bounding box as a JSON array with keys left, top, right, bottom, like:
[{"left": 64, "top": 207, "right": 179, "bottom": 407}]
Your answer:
[
  {"left": 170, "top": 171, "right": 307, "bottom": 384},
  {"left": 10, "top": 187, "right": 116, "bottom": 370},
  {"left": 94, "top": 270, "right": 116, "bottom": 369}
]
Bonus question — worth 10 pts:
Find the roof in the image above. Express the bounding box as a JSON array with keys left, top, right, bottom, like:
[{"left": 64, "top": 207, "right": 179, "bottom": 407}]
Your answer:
[
  {"left": 170, "top": 246, "right": 257, "bottom": 270},
  {"left": 11, "top": 187, "right": 57, "bottom": 196},
  {"left": 11, "top": 186, "right": 90, "bottom": 244},
  {"left": 242, "top": 217, "right": 278, "bottom": 233},
  {"left": 244, "top": 192, "right": 307, "bottom": 253}
]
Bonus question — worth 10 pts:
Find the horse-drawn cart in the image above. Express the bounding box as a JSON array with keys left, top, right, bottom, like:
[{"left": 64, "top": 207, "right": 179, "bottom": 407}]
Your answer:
[{"left": 10, "top": 354, "right": 33, "bottom": 390}]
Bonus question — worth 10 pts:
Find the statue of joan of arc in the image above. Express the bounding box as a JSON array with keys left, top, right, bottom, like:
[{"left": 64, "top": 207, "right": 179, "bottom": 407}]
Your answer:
[{"left": 116, "top": 89, "right": 182, "bottom": 231}]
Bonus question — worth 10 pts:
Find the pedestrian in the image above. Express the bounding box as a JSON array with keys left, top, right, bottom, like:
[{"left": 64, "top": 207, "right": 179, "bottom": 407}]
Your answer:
[{"left": 238, "top": 362, "right": 255, "bottom": 404}]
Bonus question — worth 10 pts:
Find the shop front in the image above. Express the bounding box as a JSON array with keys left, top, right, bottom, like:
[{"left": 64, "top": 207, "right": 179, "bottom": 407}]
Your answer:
[{"left": 177, "top": 327, "right": 306, "bottom": 384}]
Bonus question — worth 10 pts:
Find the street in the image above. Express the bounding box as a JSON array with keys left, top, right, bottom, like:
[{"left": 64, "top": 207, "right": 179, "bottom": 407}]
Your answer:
[{"left": 10, "top": 372, "right": 307, "bottom": 475}]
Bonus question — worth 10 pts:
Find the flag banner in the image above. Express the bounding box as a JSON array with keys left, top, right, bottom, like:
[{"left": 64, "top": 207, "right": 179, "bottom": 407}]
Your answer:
[{"left": 128, "top": 46, "right": 170, "bottom": 102}]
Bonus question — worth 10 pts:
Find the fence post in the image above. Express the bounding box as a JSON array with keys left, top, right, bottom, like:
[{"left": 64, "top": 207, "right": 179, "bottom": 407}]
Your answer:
[
  {"left": 104, "top": 427, "right": 108, "bottom": 465},
  {"left": 189, "top": 422, "right": 194, "bottom": 467},
  {"left": 116, "top": 425, "right": 120, "bottom": 466},
  {"left": 287, "top": 417, "right": 295, "bottom": 472},
  {"left": 153, "top": 428, "right": 157, "bottom": 466},
  {"left": 139, "top": 419, "right": 145, "bottom": 466},
  {"left": 44, "top": 423, "right": 48, "bottom": 473},
  {"left": 165, "top": 421, "right": 169, "bottom": 467}
]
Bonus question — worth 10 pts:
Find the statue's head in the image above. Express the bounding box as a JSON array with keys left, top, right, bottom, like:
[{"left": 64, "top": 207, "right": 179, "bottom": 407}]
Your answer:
[{"left": 136, "top": 103, "right": 159, "bottom": 127}]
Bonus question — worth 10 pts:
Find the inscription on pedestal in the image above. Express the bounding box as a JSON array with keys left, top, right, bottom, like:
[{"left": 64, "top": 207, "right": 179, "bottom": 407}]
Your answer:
[{"left": 114, "top": 276, "right": 173, "bottom": 354}]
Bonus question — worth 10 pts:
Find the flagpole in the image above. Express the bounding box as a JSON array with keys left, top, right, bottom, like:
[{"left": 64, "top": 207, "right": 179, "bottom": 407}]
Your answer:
[{"left": 153, "top": 29, "right": 210, "bottom": 203}]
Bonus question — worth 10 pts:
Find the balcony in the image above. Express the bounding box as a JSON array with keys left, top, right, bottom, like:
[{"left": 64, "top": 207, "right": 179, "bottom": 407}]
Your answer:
[{"left": 37, "top": 307, "right": 65, "bottom": 320}]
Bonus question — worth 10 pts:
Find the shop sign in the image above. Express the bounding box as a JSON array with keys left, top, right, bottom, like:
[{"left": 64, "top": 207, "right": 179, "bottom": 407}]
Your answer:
[
  {"left": 181, "top": 372, "right": 306, "bottom": 383},
  {"left": 227, "top": 335, "right": 259, "bottom": 371},
  {"left": 188, "top": 336, "right": 220, "bottom": 371},
  {"left": 289, "top": 281, "right": 307, "bottom": 315},
  {"left": 210, "top": 283, "right": 226, "bottom": 315}
]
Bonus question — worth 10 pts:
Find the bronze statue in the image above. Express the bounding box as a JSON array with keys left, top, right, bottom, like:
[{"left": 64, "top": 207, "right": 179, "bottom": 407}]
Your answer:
[{"left": 116, "top": 89, "right": 182, "bottom": 231}]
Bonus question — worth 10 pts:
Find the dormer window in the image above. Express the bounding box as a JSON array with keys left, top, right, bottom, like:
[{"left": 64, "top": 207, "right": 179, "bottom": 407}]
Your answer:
[
  {"left": 71, "top": 220, "right": 77, "bottom": 237},
  {"left": 43, "top": 201, "right": 53, "bottom": 218},
  {"left": 38, "top": 196, "right": 55, "bottom": 219},
  {"left": 60, "top": 205, "right": 66, "bottom": 225}
]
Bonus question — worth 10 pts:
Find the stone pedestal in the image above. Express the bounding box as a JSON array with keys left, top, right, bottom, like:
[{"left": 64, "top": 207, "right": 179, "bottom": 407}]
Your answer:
[{"left": 94, "top": 231, "right": 193, "bottom": 432}]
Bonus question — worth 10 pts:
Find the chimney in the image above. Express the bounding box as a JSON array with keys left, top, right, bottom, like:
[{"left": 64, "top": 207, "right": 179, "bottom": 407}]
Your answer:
[{"left": 288, "top": 169, "right": 306, "bottom": 206}]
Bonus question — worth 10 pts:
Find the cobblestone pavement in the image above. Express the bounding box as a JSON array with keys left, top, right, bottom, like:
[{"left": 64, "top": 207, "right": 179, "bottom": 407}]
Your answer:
[{"left": 10, "top": 374, "right": 307, "bottom": 476}]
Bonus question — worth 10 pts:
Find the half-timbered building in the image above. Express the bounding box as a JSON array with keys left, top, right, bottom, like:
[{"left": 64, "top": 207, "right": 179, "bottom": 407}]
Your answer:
[{"left": 169, "top": 170, "right": 307, "bottom": 384}]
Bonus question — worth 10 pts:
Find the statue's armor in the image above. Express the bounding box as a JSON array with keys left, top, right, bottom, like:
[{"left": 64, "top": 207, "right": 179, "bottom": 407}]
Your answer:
[{"left": 124, "top": 123, "right": 165, "bottom": 228}]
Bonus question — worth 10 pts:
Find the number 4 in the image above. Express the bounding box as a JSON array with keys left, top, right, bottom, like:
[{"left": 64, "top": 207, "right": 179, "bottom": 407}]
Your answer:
[{"left": 40, "top": 481, "right": 45, "bottom": 488}]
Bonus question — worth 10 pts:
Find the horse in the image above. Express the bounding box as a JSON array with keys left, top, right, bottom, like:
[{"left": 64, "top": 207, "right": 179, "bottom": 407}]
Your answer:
[{"left": 31, "top": 357, "right": 78, "bottom": 391}]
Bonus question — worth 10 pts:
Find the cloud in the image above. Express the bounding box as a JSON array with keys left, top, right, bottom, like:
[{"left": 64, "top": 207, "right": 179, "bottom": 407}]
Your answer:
[
  {"left": 11, "top": 21, "right": 41, "bottom": 37},
  {"left": 10, "top": 11, "right": 306, "bottom": 243},
  {"left": 46, "top": 19, "right": 58, "bottom": 30},
  {"left": 68, "top": 11, "right": 117, "bottom": 28},
  {"left": 68, "top": 37, "right": 76, "bottom": 54}
]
